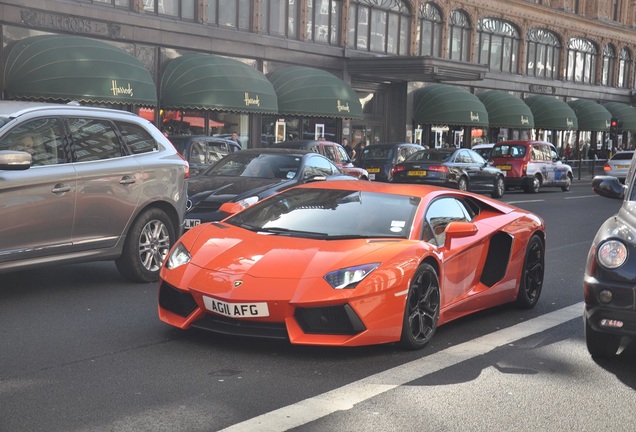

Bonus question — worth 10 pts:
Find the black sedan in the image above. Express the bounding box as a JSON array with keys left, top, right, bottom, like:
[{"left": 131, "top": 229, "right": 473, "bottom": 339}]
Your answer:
[
  {"left": 584, "top": 174, "right": 636, "bottom": 357},
  {"left": 390, "top": 148, "right": 505, "bottom": 198},
  {"left": 358, "top": 142, "right": 424, "bottom": 182},
  {"left": 184, "top": 148, "right": 353, "bottom": 229},
  {"left": 168, "top": 135, "right": 242, "bottom": 176}
]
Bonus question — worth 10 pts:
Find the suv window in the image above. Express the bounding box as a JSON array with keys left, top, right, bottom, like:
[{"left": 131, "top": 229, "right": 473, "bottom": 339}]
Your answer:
[
  {"left": 115, "top": 121, "right": 157, "bottom": 154},
  {"left": 0, "top": 118, "right": 65, "bottom": 166},
  {"left": 69, "top": 118, "right": 122, "bottom": 162}
]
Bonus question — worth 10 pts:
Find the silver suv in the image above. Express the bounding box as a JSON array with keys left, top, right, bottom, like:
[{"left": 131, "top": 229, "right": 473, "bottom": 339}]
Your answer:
[{"left": 0, "top": 102, "right": 189, "bottom": 282}]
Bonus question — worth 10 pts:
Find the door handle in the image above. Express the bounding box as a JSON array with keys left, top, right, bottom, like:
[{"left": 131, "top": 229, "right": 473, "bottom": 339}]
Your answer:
[
  {"left": 119, "top": 176, "right": 137, "bottom": 185},
  {"left": 51, "top": 184, "right": 71, "bottom": 194}
]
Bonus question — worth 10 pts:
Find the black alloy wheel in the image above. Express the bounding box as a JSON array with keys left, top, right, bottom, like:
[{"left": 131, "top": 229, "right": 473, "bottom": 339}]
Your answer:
[
  {"left": 399, "top": 263, "right": 441, "bottom": 350},
  {"left": 516, "top": 235, "right": 544, "bottom": 309}
]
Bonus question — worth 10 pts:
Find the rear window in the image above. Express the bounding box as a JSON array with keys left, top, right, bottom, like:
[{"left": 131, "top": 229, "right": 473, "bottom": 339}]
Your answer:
[
  {"left": 491, "top": 144, "right": 527, "bottom": 158},
  {"left": 408, "top": 150, "right": 452, "bottom": 162},
  {"left": 363, "top": 146, "right": 392, "bottom": 159},
  {"left": 611, "top": 152, "right": 634, "bottom": 161}
]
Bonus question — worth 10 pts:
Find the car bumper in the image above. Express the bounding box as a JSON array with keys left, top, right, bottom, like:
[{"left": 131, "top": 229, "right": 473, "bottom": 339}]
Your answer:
[{"left": 584, "top": 275, "right": 636, "bottom": 336}]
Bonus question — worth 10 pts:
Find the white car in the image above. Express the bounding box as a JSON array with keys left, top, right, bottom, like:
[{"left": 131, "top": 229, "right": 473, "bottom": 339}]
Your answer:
[{"left": 603, "top": 150, "right": 634, "bottom": 182}]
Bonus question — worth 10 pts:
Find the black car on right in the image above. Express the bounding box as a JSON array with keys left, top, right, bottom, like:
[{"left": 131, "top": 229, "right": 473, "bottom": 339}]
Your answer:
[
  {"left": 390, "top": 147, "right": 505, "bottom": 198},
  {"left": 585, "top": 168, "right": 636, "bottom": 357},
  {"left": 357, "top": 142, "right": 424, "bottom": 182}
]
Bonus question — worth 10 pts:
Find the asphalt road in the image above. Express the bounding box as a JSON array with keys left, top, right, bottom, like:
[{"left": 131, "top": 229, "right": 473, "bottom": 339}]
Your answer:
[{"left": 1, "top": 180, "right": 635, "bottom": 432}]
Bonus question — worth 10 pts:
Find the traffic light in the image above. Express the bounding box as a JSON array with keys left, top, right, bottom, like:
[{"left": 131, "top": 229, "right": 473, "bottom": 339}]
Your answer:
[{"left": 610, "top": 117, "right": 619, "bottom": 139}]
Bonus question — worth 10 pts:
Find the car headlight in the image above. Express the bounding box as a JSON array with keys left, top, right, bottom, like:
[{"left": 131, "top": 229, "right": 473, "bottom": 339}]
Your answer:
[
  {"left": 235, "top": 196, "right": 259, "bottom": 210},
  {"left": 324, "top": 263, "right": 380, "bottom": 289},
  {"left": 165, "top": 242, "right": 191, "bottom": 270},
  {"left": 597, "top": 240, "right": 628, "bottom": 269}
]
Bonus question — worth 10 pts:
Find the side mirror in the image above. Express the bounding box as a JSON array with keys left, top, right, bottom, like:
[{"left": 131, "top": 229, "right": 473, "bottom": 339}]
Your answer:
[
  {"left": 219, "top": 202, "right": 244, "bottom": 215},
  {"left": 443, "top": 221, "right": 478, "bottom": 249},
  {"left": 0, "top": 150, "right": 31, "bottom": 170},
  {"left": 591, "top": 175, "right": 625, "bottom": 200}
]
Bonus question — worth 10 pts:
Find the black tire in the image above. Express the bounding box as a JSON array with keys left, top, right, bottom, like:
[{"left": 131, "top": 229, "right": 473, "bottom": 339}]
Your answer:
[
  {"left": 457, "top": 176, "right": 469, "bottom": 192},
  {"left": 516, "top": 235, "right": 544, "bottom": 309},
  {"left": 491, "top": 176, "right": 505, "bottom": 198},
  {"left": 524, "top": 176, "right": 541, "bottom": 193},
  {"left": 115, "top": 208, "right": 175, "bottom": 283},
  {"left": 561, "top": 174, "right": 572, "bottom": 191},
  {"left": 399, "top": 263, "right": 441, "bottom": 350},
  {"left": 585, "top": 316, "right": 621, "bottom": 358}
]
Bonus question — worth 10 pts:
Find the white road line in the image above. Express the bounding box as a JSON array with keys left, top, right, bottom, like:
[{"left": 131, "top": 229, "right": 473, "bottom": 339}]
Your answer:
[
  {"left": 565, "top": 195, "right": 598, "bottom": 199},
  {"left": 505, "top": 200, "right": 544, "bottom": 204},
  {"left": 220, "top": 302, "right": 584, "bottom": 432}
]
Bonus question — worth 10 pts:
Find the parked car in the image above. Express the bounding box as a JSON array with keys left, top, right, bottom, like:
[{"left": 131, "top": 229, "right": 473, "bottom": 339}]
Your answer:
[
  {"left": 159, "top": 180, "right": 545, "bottom": 349},
  {"left": 357, "top": 142, "right": 424, "bottom": 181},
  {"left": 584, "top": 170, "right": 636, "bottom": 357},
  {"left": 390, "top": 147, "right": 506, "bottom": 198},
  {"left": 490, "top": 140, "right": 573, "bottom": 193},
  {"left": 184, "top": 148, "right": 354, "bottom": 229},
  {"left": 472, "top": 143, "right": 495, "bottom": 160},
  {"left": 169, "top": 135, "right": 241, "bottom": 176},
  {"left": 0, "top": 101, "right": 189, "bottom": 282},
  {"left": 603, "top": 150, "right": 634, "bottom": 183},
  {"left": 272, "top": 139, "right": 369, "bottom": 179}
]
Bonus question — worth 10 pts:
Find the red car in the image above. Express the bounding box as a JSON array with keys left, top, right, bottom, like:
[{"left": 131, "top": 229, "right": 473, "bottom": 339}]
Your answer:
[{"left": 158, "top": 180, "right": 545, "bottom": 349}]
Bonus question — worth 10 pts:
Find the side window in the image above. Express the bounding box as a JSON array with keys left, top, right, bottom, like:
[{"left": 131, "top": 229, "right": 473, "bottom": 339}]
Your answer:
[
  {"left": 308, "top": 144, "right": 321, "bottom": 153},
  {"left": 423, "top": 197, "right": 473, "bottom": 246},
  {"left": 305, "top": 155, "right": 338, "bottom": 177},
  {"left": 531, "top": 145, "right": 541, "bottom": 161},
  {"left": 68, "top": 118, "right": 121, "bottom": 162},
  {"left": 0, "top": 118, "right": 65, "bottom": 166},
  {"left": 335, "top": 145, "right": 350, "bottom": 163},
  {"left": 456, "top": 150, "right": 470, "bottom": 163},
  {"left": 322, "top": 144, "right": 338, "bottom": 163},
  {"left": 115, "top": 121, "right": 158, "bottom": 154}
]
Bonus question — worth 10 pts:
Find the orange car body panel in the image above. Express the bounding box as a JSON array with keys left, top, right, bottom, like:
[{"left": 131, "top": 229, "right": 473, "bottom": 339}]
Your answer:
[{"left": 159, "top": 180, "right": 544, "bottom": 347}]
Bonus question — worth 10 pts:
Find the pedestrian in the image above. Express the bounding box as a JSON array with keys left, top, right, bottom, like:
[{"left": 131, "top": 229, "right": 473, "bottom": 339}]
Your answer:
[
  {"left": 343, "top": 138, "right": 355, "bottom": 160},
  {"left": 565, "top": 143, "right": 571, "bottom": 161}
]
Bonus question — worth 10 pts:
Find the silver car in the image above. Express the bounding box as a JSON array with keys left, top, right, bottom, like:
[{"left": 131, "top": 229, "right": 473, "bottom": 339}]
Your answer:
[
  {"left": 603, "top": 150, "right": 634, "bottom": 182},
  {"left": 0, "top": 102, "right": 189, "bottom": 282}
]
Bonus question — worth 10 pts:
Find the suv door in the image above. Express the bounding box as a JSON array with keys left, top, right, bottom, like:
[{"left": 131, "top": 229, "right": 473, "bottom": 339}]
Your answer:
[
  {"left": 0, "top": 117, "right": 76, "bottom": 263},
  {"left": 68, "top": 117, "right": 143, "bottom": 251}
]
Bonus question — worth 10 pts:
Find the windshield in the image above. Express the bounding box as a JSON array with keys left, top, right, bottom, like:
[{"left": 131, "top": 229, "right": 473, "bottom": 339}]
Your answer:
[
  {"left": 226, "top": 188, "right": 420, "bottom": 239},
  {"left": 491, "top": 145, "right": 527, "bottom": 158},
  {"left": 202, "top": 153, "right": 301, "bottom": 179},
  {"left": 407, "top": 150, "right": 453, "bottom": 163}
]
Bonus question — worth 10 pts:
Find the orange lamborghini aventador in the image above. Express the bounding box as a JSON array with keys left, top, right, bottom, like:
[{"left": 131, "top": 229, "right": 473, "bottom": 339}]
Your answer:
[{"left": 158, "top": 180, "right": 545, "bottom": 350}]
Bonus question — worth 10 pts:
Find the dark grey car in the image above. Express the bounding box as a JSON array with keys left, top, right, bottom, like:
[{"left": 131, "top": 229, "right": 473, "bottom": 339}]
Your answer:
[
  {"left": 0, "top": 102, "right": 189, "bottom": 282},
  {"left": 168, "top": 135, "right": 241, "bottom": 176}
]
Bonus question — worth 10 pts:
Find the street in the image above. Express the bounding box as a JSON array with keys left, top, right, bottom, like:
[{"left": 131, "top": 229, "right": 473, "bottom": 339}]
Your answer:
[{"left": 1, "top": 180, "right": 635, "bottom": 432}]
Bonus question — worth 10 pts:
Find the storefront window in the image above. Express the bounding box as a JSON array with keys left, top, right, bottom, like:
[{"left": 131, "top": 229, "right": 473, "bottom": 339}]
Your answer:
[
  {"left": 417, "top": 2, "right": 442, "bottom": 57},
  {"left": 526, "top": 28, "right": 561, "bottom": 79},
  {"left": 477, "top": 18, "right": 520, "bottom": 74},
  {"left": 262, "top": 116, "right": 337, "bottom": 146},
  {"left": 347, "top": 0, "right": 410, "bottom": 55},
  {"left": 602, "top": 44, "right": 616, "bottom": 86},
  {"left": 448, "top": 10, "right": 470, "bottom": 62},
  {"left": 262, "top": 0, "right": 299, "bottom": 38},
  {"left": 565, "top": 37, "right": 597, "bottom": 84},
  {"left": 306, "top": 0, "right": 342, "bottom": 45},
  {"left": 143, "top": 0, "right": 195, "bottom": 19}
]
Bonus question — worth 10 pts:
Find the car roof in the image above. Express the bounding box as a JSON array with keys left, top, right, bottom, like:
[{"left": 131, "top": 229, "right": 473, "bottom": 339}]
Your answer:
[
  {"left": 0, "top": 100, "right": 139, "bottom": 119},
  {"left": 227, "top": 147, "right": 312, "bottom": 156},
  {"left": 168, "top": 135, "right": 236, "bottom": 143},
  {"left": 472, "top": 143, "right": 495, "bottom": 148}
]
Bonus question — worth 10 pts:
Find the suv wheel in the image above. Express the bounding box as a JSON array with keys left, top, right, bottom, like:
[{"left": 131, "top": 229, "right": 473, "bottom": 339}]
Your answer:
[{"left": 116, "top": 208, "right": 175, "bottom": 283}]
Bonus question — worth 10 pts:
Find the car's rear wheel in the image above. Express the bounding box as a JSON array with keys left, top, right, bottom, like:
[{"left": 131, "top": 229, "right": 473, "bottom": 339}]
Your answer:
[
  {"left": 399, "top": 263, "right": 440, "bottom": 350},
  {"left": 524, "top": 175, "right": 541, "bottom": 193},
  {"left": 585, "top": 316, "right": 621, "bottom": 358},
  {"left": 561, "top": 173, "right": 572, "bottom": 191},
  {"left": 491, "top": 176, "right": 505, "bottom": 198},
  {"left": 116, "top": 208, "right": 175, "bottom": 283},
  {"left": 516, "top": 235, "right": 544, "bottom": 309},
  {"left": 458, "top": 176, "right": 469, "bottom": 192}
]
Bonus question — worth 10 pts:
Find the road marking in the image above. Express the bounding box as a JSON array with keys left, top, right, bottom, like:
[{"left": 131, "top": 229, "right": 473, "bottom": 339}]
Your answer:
[
  {"left": 220, "top": 302, "right": 584, "bottom": 432},
  {"left": 505, "top": 199, "right": 544, "bottom": 204},
  {"left": 565, "top": 195, "right": 598, "bottom": 200}
]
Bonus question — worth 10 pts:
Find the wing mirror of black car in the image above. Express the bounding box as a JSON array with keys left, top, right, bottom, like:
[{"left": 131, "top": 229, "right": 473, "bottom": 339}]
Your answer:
[
  {"left": 304, "top": 174, "right": 327, "bottom": 183},
  {"left": 443, "top": 221, "right": 478, "bottom": 250},
  {"left": 0, "top": 150, "right": 32, "bottom": 170},
  {"left": 592, "top": 175, "right": 626, "bottom": 200}
]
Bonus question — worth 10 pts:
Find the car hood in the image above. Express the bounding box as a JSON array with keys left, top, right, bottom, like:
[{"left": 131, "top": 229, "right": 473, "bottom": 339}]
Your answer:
[
  {"left": 186, "top": 223, "right": 411, "bottom": 279},
  {"left": 188, "top": 175, "right": 285, "bottom": 205}
]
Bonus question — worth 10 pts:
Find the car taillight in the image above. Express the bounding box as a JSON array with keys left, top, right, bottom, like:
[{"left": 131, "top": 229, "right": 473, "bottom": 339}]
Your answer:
[
  {"left": 428, "top": 165, "right": 448, "bottom": 173},
  {"left": 391, "top": 164, "right": 406, "bottom": 175},
  {"left": 521, "top": 163, "right": 527, "bottom": 175},
  {"left": 604, "top": 163, "right": 611, "bottom": 172},
  {"left": 177, "top": 152, "right": 190, "bottom": 179}
]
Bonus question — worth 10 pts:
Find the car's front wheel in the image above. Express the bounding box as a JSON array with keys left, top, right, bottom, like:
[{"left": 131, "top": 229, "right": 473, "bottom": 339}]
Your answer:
[
  {"left": 399, "top": 263, "right": 440, "bottom": 350},
  {"left": 516, "top": 235, "right": 544, "bottom": 309},
  {"left": 116, "top": 208, "right": 175, "bottom": 283},
  {"left": 561, "top": 174, "right": 572, "bottom": 191},
  {"left": 585, "top": 316, "right": 621, "bottom": 358},
  {"left": 457, "top": 176, "right": 469, "bottom": 192}
]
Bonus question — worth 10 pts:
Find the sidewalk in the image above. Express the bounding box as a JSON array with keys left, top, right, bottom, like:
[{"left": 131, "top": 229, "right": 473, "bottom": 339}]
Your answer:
[{"left": 568, "top": 159, "right": 604, "bottom": 183}]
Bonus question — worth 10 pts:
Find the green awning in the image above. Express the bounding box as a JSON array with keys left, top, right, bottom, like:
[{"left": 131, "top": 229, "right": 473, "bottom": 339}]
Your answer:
[
  {"left": 413, "top": 84, "right": 489, "bottom": 127},
  {"left": 4, "top": 35, "right": 157, "bottom": 106},
  {"left": 566, "top": 99, "right": 611, "bottom": 131},
  {"left": 524, "top": 95, "right": 578, "bottom": 130},
  {"left": 602, "top": 102, "right": 636, "bottom": 132},
  {"left": 267, "top": 66, "right": 362, "bottom": 118},
  {"left": 477, "top": 90, "right": 534, "bottom": 128},
  {"left": 160, "top": 54, "right": 278, "bottom": 113}
]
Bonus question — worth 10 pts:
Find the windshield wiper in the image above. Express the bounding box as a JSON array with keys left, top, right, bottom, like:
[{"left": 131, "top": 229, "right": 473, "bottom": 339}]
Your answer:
[{"left": 256, "top": 226, "right": 327, "bottom": 238}]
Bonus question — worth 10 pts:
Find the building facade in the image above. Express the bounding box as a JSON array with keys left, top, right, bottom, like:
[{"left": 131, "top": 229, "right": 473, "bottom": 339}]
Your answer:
[{"left": 1, "top": 0, "right": 635, "bottom": 153}]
